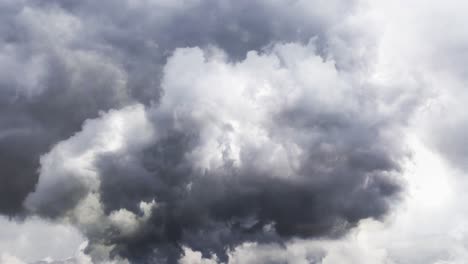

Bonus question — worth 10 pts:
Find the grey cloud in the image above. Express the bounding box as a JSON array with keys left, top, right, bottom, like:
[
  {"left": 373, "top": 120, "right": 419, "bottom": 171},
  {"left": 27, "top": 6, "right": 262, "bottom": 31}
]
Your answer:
[
  {"left": 5, "top": 1, "right": 468, "bottom": 264},
  {"left": 35, "top": 0, "right": 356, "bottom": 59},
  {"left": 25, "top": 42, "right": 410, "bottom": 263},
  {"left": 0, "top": 47, "right": 131, "bottom": 214},
  {"left": 0, "top": 0, "right": 360, "bottom": 217},
  {"left": 0, "top": 1, "right": 135, "bottom": 215},
  {"left": 95, "top": 114, "right": 401, "bottom": 262},
  {"left": 0, "top": 0, "right": 420, "bottom": 263}
]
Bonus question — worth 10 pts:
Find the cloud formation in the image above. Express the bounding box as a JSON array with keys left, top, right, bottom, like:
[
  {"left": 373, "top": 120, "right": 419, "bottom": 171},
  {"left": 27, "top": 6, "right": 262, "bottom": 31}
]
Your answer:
[
  {"left": 24, "top": 39, "right": 409, "bottom": 262},
  {"left": 3, "top": 0, "right": 467, "bottom": 263},
  {"left": 0, "top": 0, "right": 361, "bottom": 217}
]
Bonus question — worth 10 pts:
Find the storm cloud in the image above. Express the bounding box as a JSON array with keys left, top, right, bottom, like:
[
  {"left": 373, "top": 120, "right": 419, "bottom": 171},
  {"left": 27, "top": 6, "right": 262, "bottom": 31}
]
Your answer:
[
  {"left": 26, "top": 42, "right": 409, "bottom": 263},
  {"left": 0, "top": 0, "right": 426, "bottom": 263},
  {"left": 0, "top": 0, "right": 361, "bottom": 216}
]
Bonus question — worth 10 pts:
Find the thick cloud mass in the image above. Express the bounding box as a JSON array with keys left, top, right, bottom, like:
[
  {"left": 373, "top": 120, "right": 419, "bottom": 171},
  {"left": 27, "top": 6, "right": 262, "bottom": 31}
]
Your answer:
[
  {"left": 0, "top": 0, "right": 134, "bottom": 214},
  {"left": 0, "top": 0, "right": 421, "bottom": 263},
  {"left": 0, "top": 0, "right": 360, "bottom": 216},
  {"left": 25, "top": 43, "right": 407, "bottom": 263}
]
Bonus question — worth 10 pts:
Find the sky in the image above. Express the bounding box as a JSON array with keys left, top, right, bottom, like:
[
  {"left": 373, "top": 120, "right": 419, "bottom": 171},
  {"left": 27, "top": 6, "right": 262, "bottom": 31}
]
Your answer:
[{"left": 1, "top": 0, "right": 468, "bottom": 263}]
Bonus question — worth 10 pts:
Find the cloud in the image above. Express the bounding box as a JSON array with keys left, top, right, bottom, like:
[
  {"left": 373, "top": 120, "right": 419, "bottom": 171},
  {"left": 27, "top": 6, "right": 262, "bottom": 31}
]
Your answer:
[
  {"left": 0, "top": 1, "right": 134, "bottom": 215},
  {"left": 0, "top": 0, "right": 363, "bottom": 217},
  {"left": 222, "top": 136, "right": 468, "bottom": 264},
  {"left": 23, "top": 38, "right": 412, "bottom": 262},
  {"left": 3, "top": 0, "right": 468, "bottom": 263},
  {"left": 0, "top": 216, "right": 83, "bottom": 263}
]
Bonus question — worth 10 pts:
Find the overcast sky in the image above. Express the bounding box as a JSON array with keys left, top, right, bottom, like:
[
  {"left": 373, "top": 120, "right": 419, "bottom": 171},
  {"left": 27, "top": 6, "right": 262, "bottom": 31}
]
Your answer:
[{"left": 1, "top": 0, "right": 468, "bottom": 263}]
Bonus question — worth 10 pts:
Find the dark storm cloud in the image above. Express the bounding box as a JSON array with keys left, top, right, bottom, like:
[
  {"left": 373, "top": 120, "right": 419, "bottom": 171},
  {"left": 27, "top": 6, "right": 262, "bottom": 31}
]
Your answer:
[
  {"left": 0, "top": 0, "right": 413, "bottom": 263},
  {"left": 91, "top": 106, "right": 401, "bottom": 263},
  {"left": 0, "top": 0, "right": 357, "bottom": 216},
  {"left": 0, "top": 27, "right": 131, "bottom": 214},
  {"left": 25, "top": 41, "right": 409, "bottom": 264}
]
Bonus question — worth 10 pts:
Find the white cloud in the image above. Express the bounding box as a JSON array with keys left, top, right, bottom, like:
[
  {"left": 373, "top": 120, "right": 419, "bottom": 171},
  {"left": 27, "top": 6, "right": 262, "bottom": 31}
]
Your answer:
[{"left": 0, "top": 216, "right": 84, "bottom": 263}]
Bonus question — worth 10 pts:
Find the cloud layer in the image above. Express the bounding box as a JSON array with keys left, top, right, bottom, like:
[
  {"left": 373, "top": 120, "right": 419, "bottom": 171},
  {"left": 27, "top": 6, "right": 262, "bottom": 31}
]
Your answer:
[{"left": 1, "top": 0, "right": 467, "bottom": 263}]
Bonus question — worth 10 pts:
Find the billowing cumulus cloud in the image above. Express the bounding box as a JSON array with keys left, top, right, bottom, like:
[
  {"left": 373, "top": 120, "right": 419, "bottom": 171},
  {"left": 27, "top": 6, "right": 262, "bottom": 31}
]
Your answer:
[
  {"left": 2, "top": 0, "right": 467, "bottom": 264},
  {"left": 24, "top": 41, "right": 410, "bottom": 263},
  {"left": 0, "top": 0, "right": 361, "bottom": 217}
]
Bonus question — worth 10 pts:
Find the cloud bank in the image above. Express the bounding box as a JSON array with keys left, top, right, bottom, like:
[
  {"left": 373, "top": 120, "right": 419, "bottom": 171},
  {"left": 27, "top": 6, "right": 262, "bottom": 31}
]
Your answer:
[{"left": 1, "top": 0, "right": 467, "bottom": 263}]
